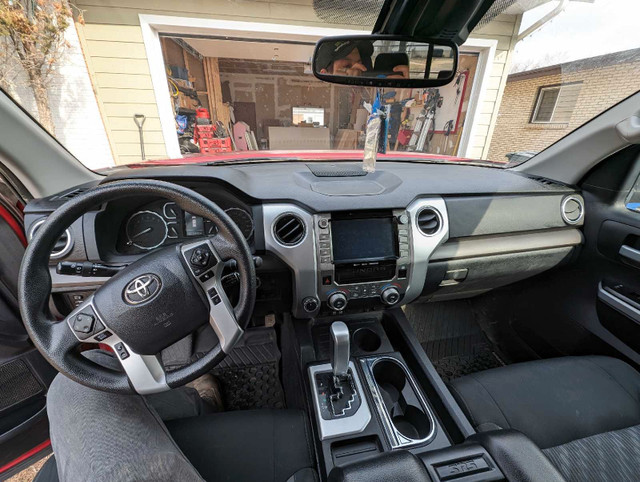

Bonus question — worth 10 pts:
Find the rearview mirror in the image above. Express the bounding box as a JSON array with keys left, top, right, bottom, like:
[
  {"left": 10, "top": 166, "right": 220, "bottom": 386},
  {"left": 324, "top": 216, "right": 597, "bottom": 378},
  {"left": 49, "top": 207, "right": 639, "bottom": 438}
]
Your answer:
[{"left": 312, "top": 35, "right": 458, "bottom": 88}]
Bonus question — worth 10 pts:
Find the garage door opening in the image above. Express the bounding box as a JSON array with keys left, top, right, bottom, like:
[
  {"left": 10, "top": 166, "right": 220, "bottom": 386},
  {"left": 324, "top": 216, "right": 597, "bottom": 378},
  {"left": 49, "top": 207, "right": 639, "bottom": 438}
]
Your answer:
[{"left": 155, "top": 28, "right": 485, "bottom": 159}]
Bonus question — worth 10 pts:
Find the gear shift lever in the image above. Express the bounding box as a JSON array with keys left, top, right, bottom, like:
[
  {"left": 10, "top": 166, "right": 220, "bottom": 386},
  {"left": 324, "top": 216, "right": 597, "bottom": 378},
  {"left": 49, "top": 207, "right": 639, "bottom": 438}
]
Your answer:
[{"left": 330, "top": 321, "right": 350, "bottom": 379}]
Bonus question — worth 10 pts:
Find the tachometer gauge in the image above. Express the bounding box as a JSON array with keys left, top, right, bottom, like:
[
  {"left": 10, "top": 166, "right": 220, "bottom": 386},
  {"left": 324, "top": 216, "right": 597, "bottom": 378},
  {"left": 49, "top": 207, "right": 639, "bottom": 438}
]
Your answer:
[
  {"left": 126, "top": 211, "right": 168, "bottom": 250},
  {"left": 224, "top": 208, "right": 254, "bottom": 240}
]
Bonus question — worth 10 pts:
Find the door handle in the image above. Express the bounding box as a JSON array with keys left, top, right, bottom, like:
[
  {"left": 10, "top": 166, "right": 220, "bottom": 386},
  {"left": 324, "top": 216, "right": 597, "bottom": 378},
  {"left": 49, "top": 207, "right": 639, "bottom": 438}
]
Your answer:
[
  {"left": 619, "top": 245, "right": 640, "bottom": 265},
  {"left": 598, "top": 282, "right": 640, "bottom": 325}
]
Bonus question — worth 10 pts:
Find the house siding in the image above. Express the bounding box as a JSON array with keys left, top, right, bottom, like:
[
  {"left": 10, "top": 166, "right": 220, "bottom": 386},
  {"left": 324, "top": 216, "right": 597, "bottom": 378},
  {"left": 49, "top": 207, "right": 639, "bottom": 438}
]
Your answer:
[
  {"left": 467, "top": 13, "right": 522, "bottom": 160},
  {"left": 488, "top": 56, "right": 640, "bottom": 163},
  {"left": 74, "top": 1, "right": 523, "bottom": 164}
]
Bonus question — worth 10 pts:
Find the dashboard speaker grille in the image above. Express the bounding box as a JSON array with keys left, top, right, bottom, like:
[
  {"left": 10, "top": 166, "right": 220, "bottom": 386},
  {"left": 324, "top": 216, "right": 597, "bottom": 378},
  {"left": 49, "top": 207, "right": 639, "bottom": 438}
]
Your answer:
[
  {"left": 274, "top": 214, "right": 305, "bottom": 246},
  {"left": 417, "top": 208, "right": 441, "bottom": 236}
]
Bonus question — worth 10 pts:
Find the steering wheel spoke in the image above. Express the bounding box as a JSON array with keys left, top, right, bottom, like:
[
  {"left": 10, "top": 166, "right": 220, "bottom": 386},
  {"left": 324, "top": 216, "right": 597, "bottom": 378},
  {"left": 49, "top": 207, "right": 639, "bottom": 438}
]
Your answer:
[
  {"left": 181, "top": 239, "right": 243, "bottom": 353},
  {"left": 64, "top": 295, "right": 168, "bottom": 394}
]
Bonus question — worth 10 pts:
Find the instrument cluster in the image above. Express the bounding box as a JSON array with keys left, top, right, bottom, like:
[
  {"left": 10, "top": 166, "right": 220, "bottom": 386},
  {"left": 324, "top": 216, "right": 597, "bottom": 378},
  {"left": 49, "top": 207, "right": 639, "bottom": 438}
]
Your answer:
[{"left": 115, "top": 199, "right": 254, "bottom": 255}]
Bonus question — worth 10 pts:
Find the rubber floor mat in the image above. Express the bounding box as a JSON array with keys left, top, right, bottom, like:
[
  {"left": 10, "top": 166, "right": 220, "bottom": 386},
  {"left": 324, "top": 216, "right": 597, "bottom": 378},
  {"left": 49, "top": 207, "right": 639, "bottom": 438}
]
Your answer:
[
  {"left": 404, "top": 301, "right": 505, "bottom": 382},
  {"left": 211, "top": 327, "right": 286, "bottom": 410}
]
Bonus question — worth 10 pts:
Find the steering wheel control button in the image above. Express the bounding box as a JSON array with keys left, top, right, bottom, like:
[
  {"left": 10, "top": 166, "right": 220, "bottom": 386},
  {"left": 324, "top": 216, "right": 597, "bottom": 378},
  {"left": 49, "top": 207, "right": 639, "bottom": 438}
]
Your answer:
[
  {"left": 199, "top": 271, "right": 214, "bottom": 282},
  {"left": 94, "top": 331, "right": 112, "bottom": 342},
  {"left": 73, "top": 313, "right": 94, "bottom": 334},
  {"left": 185, "top": 244, "right": 217, "bottom": 276},
  {"left": 190, "top": 247, "right": 211, "bottom": 267},
  {"left": 206, "top": 286, "right": 222, "bottom": 304},
  {"left": 114, "top": 342, "right": 130, "bottom": 360}
]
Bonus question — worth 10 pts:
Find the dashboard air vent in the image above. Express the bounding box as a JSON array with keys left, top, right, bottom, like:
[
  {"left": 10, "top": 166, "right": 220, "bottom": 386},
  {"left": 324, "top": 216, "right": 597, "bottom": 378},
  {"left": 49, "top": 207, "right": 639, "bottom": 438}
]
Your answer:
[
  {"left": 29, "top": 219, "right": 73, "bottom": 258},
  {"left": 416, "top": 207, "right": 442, "bottom": 236},
  {"left": 561, "top": 196, "right": 584, "bottom": 225},
  {"left": 274, "top": 214, "right": 305, "bottom": 246}
]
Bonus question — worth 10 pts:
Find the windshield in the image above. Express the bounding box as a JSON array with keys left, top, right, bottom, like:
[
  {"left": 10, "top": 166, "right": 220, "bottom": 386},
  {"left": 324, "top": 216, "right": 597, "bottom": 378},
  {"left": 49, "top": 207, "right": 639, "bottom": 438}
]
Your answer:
[{"left": 1, "top": 0, "right": 638, "bottom": 170}]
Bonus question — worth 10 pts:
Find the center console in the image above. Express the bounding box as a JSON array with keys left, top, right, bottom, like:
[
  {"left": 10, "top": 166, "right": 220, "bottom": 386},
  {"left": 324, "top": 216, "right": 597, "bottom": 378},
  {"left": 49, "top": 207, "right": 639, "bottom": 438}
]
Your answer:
[
  {"left": 300, "top": 310, "right": 511, "bottom": 482},
  {"left": 313, "top": 210, "right": 411, "bottom": 313}
]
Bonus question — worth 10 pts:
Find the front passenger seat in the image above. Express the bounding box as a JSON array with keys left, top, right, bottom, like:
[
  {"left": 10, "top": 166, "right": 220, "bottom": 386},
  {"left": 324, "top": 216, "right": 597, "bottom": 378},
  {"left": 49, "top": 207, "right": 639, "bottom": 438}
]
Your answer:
[{"left": 449, "top": 356, "right": 640, "bottom": 481}]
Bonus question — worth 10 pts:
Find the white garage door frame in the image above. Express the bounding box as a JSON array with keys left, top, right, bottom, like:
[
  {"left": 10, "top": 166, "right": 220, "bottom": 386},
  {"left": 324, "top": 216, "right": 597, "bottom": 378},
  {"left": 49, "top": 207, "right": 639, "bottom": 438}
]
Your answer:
[{"left": 139, "top": 14, "right": 495, "bottom": 159}]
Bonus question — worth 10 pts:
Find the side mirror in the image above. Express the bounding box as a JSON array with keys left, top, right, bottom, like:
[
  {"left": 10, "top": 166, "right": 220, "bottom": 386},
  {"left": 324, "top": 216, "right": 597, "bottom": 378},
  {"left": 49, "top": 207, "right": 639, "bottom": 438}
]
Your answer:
[{"left": 312, "top": 35, "right": 458, "bottom": 88}]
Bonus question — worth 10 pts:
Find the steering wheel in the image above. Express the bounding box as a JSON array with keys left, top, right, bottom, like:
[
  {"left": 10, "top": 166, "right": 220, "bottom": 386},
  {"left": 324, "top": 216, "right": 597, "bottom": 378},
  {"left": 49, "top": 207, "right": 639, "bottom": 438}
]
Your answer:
[{"left": 18, "top": 180, "right": 257, "bottom": 394}]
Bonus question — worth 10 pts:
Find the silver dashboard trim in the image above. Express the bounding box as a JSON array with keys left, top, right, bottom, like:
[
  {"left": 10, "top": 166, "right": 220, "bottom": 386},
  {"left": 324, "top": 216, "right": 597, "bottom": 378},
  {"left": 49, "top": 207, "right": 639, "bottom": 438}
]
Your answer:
[
  {"left": 403, "top": 198, "right": 449, "bottom": 304},
  {"left": 308, "top": 362, "right": 371, "bottom": 440},
  {"left": 263, "top": 204, "right": 318, "bottom": 318}
]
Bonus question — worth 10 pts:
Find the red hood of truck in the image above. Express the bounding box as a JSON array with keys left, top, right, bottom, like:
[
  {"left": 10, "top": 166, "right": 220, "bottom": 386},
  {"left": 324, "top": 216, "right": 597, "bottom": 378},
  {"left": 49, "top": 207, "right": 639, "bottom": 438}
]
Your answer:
[{"left": 119, "top": 150, "right": 491, "bottom": 168}]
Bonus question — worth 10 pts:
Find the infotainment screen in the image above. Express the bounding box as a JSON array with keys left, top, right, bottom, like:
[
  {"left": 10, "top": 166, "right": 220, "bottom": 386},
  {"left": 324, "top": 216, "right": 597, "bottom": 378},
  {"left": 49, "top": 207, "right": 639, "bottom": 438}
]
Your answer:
[{"left": 331, "top": 217, "right": 398, "bottom": 263}]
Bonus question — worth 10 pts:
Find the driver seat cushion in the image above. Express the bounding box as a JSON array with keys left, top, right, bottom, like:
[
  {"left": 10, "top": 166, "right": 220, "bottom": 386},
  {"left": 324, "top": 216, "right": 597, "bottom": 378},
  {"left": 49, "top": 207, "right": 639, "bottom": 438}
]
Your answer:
[
  {"left": 165, "top": 408, "right": 317, "bottom": 482},
  {"left": 36, "top": 409, "right": 316, "bottom": 482},
  {"left": 449, "top": 356, "right": 640, "bottom": 481}
]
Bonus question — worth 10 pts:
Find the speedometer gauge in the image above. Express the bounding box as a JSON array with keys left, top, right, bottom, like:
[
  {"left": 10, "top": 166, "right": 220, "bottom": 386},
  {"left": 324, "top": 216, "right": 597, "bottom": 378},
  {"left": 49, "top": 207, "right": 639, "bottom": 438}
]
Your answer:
[
  {"left": 126, "top": 211, "right": 168, "bottom": 250},
  {"left": 224, "top": 208, "right": 254, "bottom": 240}
]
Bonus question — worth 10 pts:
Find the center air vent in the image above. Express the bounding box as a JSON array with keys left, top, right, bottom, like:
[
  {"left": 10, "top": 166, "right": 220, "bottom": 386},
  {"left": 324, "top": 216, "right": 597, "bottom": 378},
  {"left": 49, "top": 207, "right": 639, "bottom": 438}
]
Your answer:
[
  {"left": 29, "top": 219, "right": 73, "bottom": 258},
  {"left": 273, "top": 214, "right": 305, "bottom": 246},
  {"left": 416, "top": 207, "right": 442, "bottom": 236},
  {"left": 561, "top": 196, "right": 584, "bottom": 225}
]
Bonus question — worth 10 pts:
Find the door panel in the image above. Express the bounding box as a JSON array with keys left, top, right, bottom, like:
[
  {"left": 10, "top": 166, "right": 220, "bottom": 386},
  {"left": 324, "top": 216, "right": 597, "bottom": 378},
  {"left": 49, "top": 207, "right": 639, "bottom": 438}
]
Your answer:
[
  {"left": 0, "top": 177, "right": 56, "bottom": 478},
  {"left": 578, "top": 146, "right": 640, "bottom": 362}
]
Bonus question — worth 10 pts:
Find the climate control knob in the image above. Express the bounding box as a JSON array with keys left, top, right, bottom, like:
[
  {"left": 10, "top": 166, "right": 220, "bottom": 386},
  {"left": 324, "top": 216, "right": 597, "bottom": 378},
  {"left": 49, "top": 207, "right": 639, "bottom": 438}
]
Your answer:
[
  {"left": 380, "top": 287, "right": 401, "bottom": 306},
  {"left": 328, "top": 292, "right": 348, "bottom": 311}
]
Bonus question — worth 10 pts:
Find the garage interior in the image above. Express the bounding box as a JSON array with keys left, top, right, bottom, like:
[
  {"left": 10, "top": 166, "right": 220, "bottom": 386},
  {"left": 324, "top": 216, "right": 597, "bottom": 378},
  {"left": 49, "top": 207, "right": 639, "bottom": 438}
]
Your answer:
[{"left": 160, "top": 35, "right": 479, "bottom": 157}]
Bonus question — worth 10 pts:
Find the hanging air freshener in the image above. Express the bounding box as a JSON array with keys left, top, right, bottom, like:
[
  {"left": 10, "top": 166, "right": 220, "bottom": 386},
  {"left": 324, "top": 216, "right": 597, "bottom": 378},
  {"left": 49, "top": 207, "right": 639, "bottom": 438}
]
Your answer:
[{"left": 363, "top": 89, "right": 388, "bottom": 173}]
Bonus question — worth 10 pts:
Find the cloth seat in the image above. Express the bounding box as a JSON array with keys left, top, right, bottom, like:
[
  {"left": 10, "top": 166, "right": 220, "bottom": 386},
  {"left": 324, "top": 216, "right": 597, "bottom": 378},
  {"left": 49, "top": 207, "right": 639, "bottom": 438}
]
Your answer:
[
  {"left": 35, "top": 408, "right": 316, "bottom": 482},
  {"left": 449, "top": 356, "right": 640, "bottom": 481}
]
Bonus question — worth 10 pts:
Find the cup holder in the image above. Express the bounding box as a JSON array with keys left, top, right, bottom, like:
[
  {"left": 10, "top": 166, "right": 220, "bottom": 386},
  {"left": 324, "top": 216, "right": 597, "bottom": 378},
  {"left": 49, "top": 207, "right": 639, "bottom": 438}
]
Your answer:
[
  {"left": 353, "top": 328, "right": 382, "bottom": 352},
  {"left": 370, "top": 358, "right": 433, "bottom": 443},
  {"left": 391, "top": 406, "right": 432, "bottom": 440}
]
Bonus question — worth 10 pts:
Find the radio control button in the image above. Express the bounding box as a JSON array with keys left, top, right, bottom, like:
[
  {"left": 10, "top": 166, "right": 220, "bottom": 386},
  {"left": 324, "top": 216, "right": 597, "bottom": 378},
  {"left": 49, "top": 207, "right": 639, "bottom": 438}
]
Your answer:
[
  {"left": 328, "top": 292, "right": 348, "bottom": 311},
  {"left": 318, "top": 219, "right": 329, "bottom": 229},
  {"left": 320, "top": 257, "right": 331, "bottom": 264},
  {"left": 320, "top": 249, "right": 330, "bottom": 256},
  {"left": 399, "top": 236, "right": 408, "bottom": 243},
  {"left": 302, "top": 297, "right": 319, "bottom": 313},
  {"left": 319, "top": 234, "right": 330, "bottom": 240},
  {"left": 381, "top": 287, "right": 401, "bottom": 306},
  {"left": 398, "top": 214, "right": 409, "bottom": 225},
  {"left": 319, "top": 242, "right": 330, "bottom": 249},
  {"left": 400, "top": 250, "right": 409, "bottom": 258},
  {"left": 398, "top": 228, "right": 409, "bottom": 236}
]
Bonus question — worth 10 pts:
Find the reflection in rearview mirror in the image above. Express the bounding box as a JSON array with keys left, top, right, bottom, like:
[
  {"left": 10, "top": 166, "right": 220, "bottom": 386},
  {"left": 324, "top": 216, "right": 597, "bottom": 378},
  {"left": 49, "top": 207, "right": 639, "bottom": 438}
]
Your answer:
[{"left": 313, "top": 36, "right": 457, "bottom": 87}]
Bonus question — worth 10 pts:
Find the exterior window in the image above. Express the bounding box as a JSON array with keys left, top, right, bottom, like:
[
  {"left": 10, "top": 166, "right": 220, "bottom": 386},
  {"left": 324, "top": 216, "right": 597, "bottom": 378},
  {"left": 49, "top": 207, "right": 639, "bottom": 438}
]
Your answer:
[{"left": 531, "top": 83, "right": 583, "bottom": 124}]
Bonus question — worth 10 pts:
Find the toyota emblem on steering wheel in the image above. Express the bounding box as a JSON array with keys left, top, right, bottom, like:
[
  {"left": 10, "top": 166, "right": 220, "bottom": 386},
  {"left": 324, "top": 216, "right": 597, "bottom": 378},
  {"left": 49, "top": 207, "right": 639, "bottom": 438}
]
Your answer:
[{"left": 123, "top": 274, "right": 162, "bottom": 305}]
